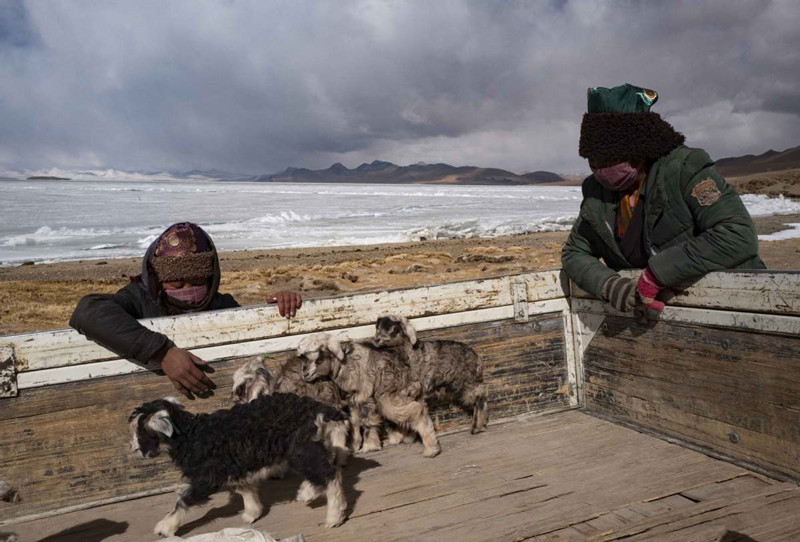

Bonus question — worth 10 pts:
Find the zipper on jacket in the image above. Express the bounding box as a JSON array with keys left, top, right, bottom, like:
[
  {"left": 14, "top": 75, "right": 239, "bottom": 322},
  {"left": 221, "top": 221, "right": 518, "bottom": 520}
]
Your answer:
[{"left": 579, "top": 209, "right": 627, "bottom": 263}]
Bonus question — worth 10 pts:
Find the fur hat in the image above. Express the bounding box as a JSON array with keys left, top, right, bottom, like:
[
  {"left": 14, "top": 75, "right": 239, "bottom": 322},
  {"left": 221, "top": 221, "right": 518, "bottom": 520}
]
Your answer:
[
  {"left": 150, "top": 223, "right": 216, "bottom": 283},
  {"left": 579, "top": 83, "right": 685, "bottom": 165}
]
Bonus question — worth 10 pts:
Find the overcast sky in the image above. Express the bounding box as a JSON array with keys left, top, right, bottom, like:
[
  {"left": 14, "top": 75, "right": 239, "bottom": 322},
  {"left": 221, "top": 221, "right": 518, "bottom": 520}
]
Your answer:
[{"left": 1, "top": 0, "right": 798, "bottom": 175}]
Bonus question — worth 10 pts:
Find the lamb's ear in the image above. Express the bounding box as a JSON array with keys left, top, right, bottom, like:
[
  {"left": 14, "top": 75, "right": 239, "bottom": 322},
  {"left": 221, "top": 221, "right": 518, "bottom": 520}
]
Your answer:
[
  {"left": 256, "top": 365, "right": 271, "bottom": 380},
  {"left": 233, "top": 381, "right": 249, "bottom": 401},
  {"left": 327, "top": 335, "right": 345, "bottom": 361},
  {"left": 146, "top": 410, "right": 174, "bottom": 438},
  {"left": 400, "top": 317, "right": 418, "bottom": 346}
]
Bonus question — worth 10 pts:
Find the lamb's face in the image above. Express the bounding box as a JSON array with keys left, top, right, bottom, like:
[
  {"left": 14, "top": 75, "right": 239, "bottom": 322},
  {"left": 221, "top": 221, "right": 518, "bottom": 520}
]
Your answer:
[
  {"left": 232, "top": 358, "right": 273, "bottom": 403},
  {"left": 298, "top": 345, "right": 332, "bottom": 381},
  {"left": 374, "top": 315, "right": 417, "bottom": 347},
  {"left": 128, "top": 398, "right": 180, "bottom": 458},
  {"left": 297, "top": 334, "right": 343, "bottom": 382}
]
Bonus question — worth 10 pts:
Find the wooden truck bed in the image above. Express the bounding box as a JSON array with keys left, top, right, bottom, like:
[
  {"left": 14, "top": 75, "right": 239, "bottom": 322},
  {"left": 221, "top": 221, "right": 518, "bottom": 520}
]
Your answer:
[
  {"left": 13, "top": 410, "right": 800, "bottom": 541},
  {"left": 1, "top": 269, "right": 798, "bottom": 541}
]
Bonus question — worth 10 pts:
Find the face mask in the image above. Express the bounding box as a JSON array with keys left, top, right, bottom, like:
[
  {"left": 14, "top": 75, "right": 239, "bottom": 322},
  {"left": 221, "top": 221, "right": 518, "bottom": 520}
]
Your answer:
[
  {"left": 165, "top": 284, "right": 208, "bottom": 305},
  {"left": 591, "top": 162, "right": 639, "bottom": 192}
]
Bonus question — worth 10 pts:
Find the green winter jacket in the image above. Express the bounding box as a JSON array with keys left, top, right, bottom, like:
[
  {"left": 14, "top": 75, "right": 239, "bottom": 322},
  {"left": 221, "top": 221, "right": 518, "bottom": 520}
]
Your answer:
[{"left": 561, "top": 146, "right": 765, "bottom": 299}]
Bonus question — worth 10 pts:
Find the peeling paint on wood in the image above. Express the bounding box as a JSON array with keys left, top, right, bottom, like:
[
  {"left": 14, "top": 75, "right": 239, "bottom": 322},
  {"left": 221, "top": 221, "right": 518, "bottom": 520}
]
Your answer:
[
  {"left": 0, "top": 346, "right": 17, "bottom": 398},
  {"left": 512, "top": 281, "right": 529, "bottom": 322}
]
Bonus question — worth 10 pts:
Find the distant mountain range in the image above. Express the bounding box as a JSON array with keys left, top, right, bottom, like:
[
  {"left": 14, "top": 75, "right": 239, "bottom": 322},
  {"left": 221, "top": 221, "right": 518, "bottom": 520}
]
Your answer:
[
  {"left": 8, "top": 145, "right": 799, "bottom": 185},
  {"left": 7, "top": 163, "right": 562, "bottom": 185},
  {"left": 715, "top": 145, "right": 800, "bottom": 177},
  {"left": 256, "top": 160, "right": 563, "bottom": 185}
]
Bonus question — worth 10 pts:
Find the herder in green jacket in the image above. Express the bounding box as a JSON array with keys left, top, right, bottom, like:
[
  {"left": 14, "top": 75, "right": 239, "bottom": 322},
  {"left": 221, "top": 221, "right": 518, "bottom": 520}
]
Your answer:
[{"left": 562, "top": 84, "right": 765, "bottom": 312}]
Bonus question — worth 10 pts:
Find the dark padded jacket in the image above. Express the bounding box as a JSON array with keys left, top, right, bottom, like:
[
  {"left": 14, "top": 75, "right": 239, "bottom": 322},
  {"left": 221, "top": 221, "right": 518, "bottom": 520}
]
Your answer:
[
  {"left": 69, "top": 282, "right": 238, "bottom": 364},
  {"left": 562, "top": 146, "right": 765, "bottom": 299}
]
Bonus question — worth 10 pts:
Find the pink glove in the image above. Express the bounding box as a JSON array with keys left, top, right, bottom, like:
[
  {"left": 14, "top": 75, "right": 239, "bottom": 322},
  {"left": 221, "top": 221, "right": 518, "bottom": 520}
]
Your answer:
[{"left": 637, "top": 267, "right": 665, "bottom": 312}]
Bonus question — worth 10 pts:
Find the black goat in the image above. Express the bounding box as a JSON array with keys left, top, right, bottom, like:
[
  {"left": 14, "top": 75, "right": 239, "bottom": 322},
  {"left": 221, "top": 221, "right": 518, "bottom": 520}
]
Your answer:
[{"left": 128, "top": 394, "right": 347, "bottom": 537}]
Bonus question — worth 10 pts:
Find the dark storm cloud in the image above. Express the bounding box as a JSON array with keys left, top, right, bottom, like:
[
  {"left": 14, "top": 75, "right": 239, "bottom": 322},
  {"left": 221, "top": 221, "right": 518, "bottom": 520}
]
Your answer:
[{"left": 0, "top": 0, "right": 798, "bottom": 175}]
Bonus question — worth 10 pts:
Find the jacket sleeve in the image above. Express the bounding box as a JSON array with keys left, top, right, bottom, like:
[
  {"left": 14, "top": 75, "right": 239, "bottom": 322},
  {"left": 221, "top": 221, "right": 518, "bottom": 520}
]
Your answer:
[
  {"left": 211, "top": 293, "right": 240, "bottom": 310},
  {"left": 561, "top": 213, "right": 618, "bottom": 299},
  {"left": 647, "top": 162, "right": 759, "bottom": 287},
  {"left": 69, "top": 286, "right": 174, "bottom": 364}
]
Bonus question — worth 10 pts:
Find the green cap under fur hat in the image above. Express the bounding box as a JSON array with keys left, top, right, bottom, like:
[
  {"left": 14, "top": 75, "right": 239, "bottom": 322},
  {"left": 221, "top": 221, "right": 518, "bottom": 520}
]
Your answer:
[
  {"left": 579, "top": 83, "right": 684, "bottom": 165},
  {"left": 587, "top": 84, "right": 658, "bottom": 113}
]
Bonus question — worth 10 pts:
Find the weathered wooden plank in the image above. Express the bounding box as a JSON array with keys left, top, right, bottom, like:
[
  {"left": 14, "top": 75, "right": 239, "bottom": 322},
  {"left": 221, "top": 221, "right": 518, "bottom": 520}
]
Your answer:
[
  {"left": 601, "top": 486, "right": 800, "bottom": 541},
  {"left": 572, "top": 297, "right": 800, "bottom": 336},
  {"left": 582, "top": 316, "right": 800, "bottom": 482},
  {"left": 15, "top": 299, "right": 569, "bottom": 390},
  {"left": 680, "top": 473, "right": 772, "bottom": 503},
  {"left": 562, "top": 309, "right": 580, "bottom": 407},
  {"left": 423, "top": 315, "right": 571, "bottom": 431},
  {"left": 0, "top": 270, "right": 567, "bottom": 373},
  {"left": 0, "top": 314, "right": 570, "bottom": 522},
  {"left": 571, "top": 270, "right": 800, "bottom": 315}
]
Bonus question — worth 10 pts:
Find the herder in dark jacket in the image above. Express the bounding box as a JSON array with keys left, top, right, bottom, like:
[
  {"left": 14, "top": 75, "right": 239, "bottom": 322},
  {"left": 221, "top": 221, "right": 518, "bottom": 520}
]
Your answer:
[
  {"left": 562, "top": 84, "right": 765, "bottom": 313},
  {"left": 70, "top": 222, "right": 302, "bottom": 398}
]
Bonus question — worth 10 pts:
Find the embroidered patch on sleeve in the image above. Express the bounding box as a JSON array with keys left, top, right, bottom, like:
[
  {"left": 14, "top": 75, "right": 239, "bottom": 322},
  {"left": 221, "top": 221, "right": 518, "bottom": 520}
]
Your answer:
[{"left": 691, "top": 178, "right": 722, "bottom": 206}]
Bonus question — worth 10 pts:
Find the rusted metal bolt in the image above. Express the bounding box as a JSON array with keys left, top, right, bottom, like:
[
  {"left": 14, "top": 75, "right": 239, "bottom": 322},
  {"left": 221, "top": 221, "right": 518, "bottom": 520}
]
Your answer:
[
  {"left": 729, "top": 431, "right": 740, "bottom": 444},
  {"left": 533, "top": 322, "right": 541, "bottom": 332}
]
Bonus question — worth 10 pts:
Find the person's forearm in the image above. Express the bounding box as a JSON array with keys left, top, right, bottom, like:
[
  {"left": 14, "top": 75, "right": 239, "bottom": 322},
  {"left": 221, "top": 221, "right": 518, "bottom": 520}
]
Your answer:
[{"left": 70, "top": 294, "right": 173, "bottom": 363}]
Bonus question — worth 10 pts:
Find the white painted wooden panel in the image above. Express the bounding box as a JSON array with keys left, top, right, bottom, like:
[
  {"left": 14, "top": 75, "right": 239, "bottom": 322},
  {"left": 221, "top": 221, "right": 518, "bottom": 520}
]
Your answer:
[
  {"left": 3, "top": 270, "right": 567, "bottom": 373},
  {"left": 16, "top": 300, "right": 570, "bottom": 390},
  {"left": 570, "top": 271, "right": 800, "bottom": 315}
]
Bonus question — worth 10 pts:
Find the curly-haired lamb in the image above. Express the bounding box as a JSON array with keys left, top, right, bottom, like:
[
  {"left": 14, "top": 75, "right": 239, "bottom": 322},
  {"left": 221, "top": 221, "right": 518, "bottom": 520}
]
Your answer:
[
  {"left": 373, "top": 315, "right": 488, "bottom": 434},
  {"left": 231, "top": 356, "right": 349, "bottom": 466},
  {"left": 129, "top": 394, "right": 347, "bottom": 537}
]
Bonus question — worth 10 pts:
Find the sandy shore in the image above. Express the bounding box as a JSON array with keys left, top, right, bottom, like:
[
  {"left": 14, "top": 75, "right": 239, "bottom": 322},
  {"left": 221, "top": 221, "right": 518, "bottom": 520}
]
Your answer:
[{"left": 1, "top": 214, "right": 799, "bottom": 336}]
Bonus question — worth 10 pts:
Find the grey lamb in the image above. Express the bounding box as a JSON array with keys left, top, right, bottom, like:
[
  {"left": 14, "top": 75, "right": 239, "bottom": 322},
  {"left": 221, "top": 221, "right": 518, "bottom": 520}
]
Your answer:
[{"left": 373, "top": 315, "right": 488, "bottom": 434}]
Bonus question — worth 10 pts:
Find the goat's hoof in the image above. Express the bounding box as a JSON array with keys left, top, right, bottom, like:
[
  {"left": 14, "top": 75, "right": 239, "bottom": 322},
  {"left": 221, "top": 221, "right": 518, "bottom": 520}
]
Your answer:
[
  {"left": 297, "top": 482, "right": 319, "bottom": 504},
  {"left": 360, "top": 441, "right": 382, "bottom": 453},
  {"left": 153, "top": 520, "right": 177, "bottom": 537},
  {"left": 325, "top": 515, "right": 345, "bottom": 528},
  {"left": 335, "top": 454, "right": 349, "bottom": 468},
  {"left": 423, "top": 445, "right": 441, "bottom": 458},
  {"left": 385, "top": 430, "right": 405, "bottom": 446},
  {"left": 241, "top": 510, "right": 261, "bottom": 524}
]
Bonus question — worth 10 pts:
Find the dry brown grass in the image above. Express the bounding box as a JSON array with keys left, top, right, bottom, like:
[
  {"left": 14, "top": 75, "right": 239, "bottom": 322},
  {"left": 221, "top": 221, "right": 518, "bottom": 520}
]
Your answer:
[
  {"left": 0, "top": 279, "right": 124, "bottom": 335},
  {"left": 727, "top": 168, "right": 800, "bottom": 198},
  {"left": 0, "top": 241, "right": 564, "bottom": 336}
]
